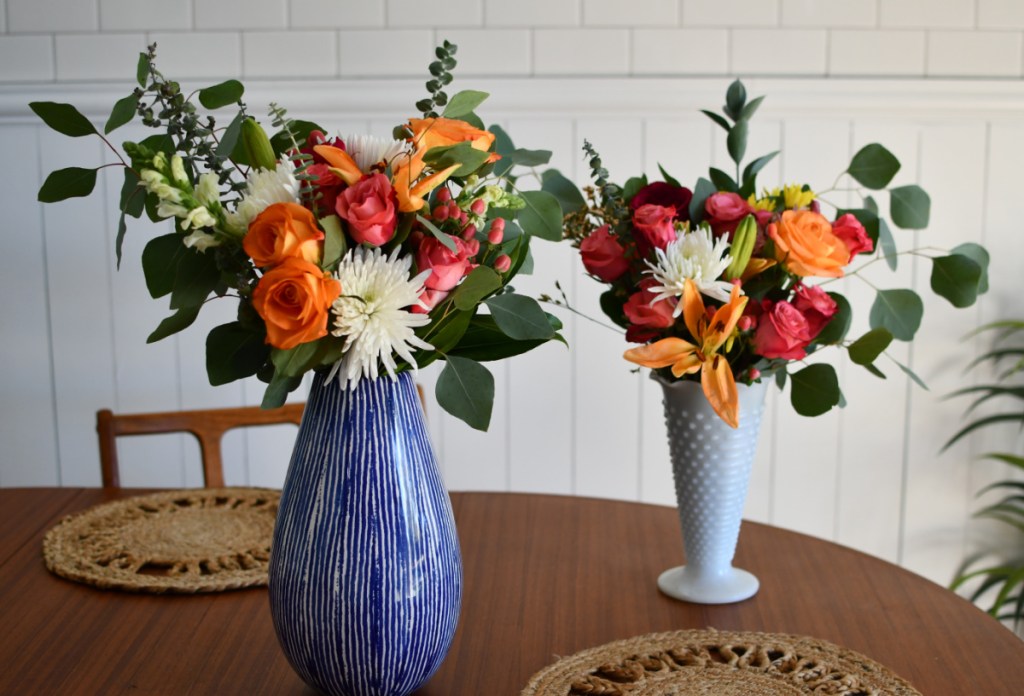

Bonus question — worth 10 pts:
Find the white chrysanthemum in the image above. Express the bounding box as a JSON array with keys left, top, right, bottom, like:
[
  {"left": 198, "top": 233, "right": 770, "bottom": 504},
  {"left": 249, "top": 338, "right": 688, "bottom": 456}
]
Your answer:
[
  {"left": 327, "top": 247, "right": 434, "bottom": 390},
  {"left": 343, "top": 133, "right": 411, "bottom": 173},
  {"left": 226, "top": 160, "right": 300, "bottom": 232},
  {"left": 646, "top": 227, "right": 736, "bottom": 312}
]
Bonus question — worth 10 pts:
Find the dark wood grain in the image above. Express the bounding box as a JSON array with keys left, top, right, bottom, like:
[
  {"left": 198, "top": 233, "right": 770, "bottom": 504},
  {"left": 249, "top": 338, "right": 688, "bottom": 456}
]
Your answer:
[{"left": 1, "top": 489, "right": 1021, "bottom": 695}]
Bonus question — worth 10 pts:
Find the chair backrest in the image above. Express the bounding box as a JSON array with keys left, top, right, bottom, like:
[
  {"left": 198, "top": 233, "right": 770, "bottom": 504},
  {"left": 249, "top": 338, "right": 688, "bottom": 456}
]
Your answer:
[{"left": 96, "top": 403, "right": 305, "bottom": 488}]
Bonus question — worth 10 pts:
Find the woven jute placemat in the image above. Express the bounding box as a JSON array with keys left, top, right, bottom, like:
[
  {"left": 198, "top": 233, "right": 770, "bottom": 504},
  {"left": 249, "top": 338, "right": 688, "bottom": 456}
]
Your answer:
[
  {"left": 43, "top": 487, "right": 279, "bottom": 594},
  {"left": 522, "top": 628, "right": 921, "bottom": 696}
]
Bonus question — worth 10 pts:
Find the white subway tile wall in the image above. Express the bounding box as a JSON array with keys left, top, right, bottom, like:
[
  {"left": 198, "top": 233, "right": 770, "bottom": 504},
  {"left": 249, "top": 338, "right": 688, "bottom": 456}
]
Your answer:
[
  {"left": 289, "top": 0, "right": 385, "bottom": 28},
  {"left": 684, "top": 0, "right": 781, "bottom": 28},
  {"left": 534, "top": 28, "right": 630, "bottom": 75},
  {"left": 0, "top": 35, "right": 53, "bottom": 81},
  {"left": 484, "top": 0, "right": 580, "bottom": 27},
  {"left": 194, "top": 0, "right": 287, "bottom": 31},
  {"left": 631, "top": 29, "right": 729, "bottom": 75},
  {"left": 338, "top": 29, "right": 433, "bottom": 76},
  {"left": 439, "top": 29, "right": 532, "bottom": 75},
  {"left": 146, "top": 32, "right": 242, "bottom": 79},
  {"left": 99, "top": 0, "right": 192, "bottom": 32},
  {"left": 927, "top": 30, "right": 1023, "bottom": 77},
  {"left": 583, "top": 0, "right": 679, "bottom": 27},
  {"left": 979, "top": 0, "right": 1024, "bottom": 29},
  {"left": 8, "top": 0, "right": 98, "bottom": 33},
  {"left": 386, "top": 0, "right": 483, "bottom": 28},
  {"left": 55, "top": 33, "right": 144, "bottom": 81},
  {"left": 879, "top": 0, "right": 976, "bottom": 29},
  {"left": 242, "top": 31, "right": 337, "bottom": 78},
  {"left": 780, "top": 0, "right": 877, "bottom": 28},
  {"left": 731, "top": 28, "right": 828, "bottom": 75},
  {"left": 829, "top": 30, "right": 927, "bottom": 76}
]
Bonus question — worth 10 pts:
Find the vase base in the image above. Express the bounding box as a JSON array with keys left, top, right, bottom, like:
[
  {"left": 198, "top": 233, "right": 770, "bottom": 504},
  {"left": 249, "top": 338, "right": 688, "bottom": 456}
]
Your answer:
[{"left": 657, "top": 565, "right": 759, "bottom": 604}]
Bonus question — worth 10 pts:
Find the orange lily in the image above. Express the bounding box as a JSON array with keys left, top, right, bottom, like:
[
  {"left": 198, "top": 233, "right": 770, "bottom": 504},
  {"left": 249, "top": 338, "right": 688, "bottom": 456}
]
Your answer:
[
  {"left": 624, "top": 280, "right": 749, "bottom": 428},
  {"left": 390, "top": 154, "right": 459, "bottom": 213},
  {"left": 312, "top": 145, "right": 363, "bottom": 186},
  {"left": 407, "top": 117, "right": 500, "bottom": 164}
]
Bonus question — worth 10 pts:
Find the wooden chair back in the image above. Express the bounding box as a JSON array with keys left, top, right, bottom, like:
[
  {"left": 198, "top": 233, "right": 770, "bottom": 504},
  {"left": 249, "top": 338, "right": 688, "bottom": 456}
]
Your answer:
[{"left": 96, "top": 403, "right": 305, "bottom": 488}]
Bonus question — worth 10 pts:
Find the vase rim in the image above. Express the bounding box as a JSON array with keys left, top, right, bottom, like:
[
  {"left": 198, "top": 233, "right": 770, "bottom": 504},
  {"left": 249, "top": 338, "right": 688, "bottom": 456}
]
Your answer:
[{"left": 650, "top": 370, "right": 769, "bottom": 395}]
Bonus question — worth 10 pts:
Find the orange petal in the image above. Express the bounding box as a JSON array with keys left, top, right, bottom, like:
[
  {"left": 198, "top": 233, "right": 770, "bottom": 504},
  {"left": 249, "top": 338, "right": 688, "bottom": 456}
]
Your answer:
[
  {"left": 706, "top": 284, "right": 749, "bottom": 354},
  {"left": 669, "top": 353, "right": 702, "bottom": 378},
  {"left": 313, "top": 145, "right": 362, "bottom": 186},
  {"left": 624, "top": 337, "right": 697, "bottom": 369},
  {"left": 701, "top": 355, "right": 740, "bottom": 428},
  {"left": 682, "top": 279, "right": 705, "bottom": 342},
  {"left": 741, "top": 258, "right": 776, "bottom": 282}
]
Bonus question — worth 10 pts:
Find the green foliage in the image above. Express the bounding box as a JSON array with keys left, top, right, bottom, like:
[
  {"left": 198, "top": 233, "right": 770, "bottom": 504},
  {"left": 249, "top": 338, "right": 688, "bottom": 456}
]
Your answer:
[
  {"left": 37, "top": 167, "right": 97, "bottom": 202},
  {"left": 197, "top": 80, "right": 244, "bottom": 110},
  {"left": 847, "top": 143, "right": 901, "bottom": 190},
  {"left": 789, "top": 363, "right": 841, "bottom": 417},
  {"left": 890, "top": 185, "right": 931, "bottom": 229},
  {"left": 417, "top": 41, "right": 458, "bottom": 117},
  {"left": 848, "top": 328, "right": 893, "bottom": 367},
  {"left": 436, "top": 356, "right": 494, "bottom": 431},
  {"left": 949, "top": 321, "right": 1024, "bottom": 632},
  {"left": 869, "top": 289, "right": 923, "bottom": 341},
  {"left": 485, "top": 294, "right": 556, "bottom": 341},
  {"left": 29, "top": 102, "right": 97, "bottom": 138},
  {"left": 517, "top": 190, "right": 563, "bottom": 242}
]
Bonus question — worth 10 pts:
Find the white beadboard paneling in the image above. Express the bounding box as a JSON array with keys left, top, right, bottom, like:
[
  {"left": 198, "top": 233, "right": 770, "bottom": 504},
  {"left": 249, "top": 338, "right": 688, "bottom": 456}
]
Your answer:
[
  {"left": 147, "top": 32, "right": 242, "bottom": 80},
  {"left": 683, "top": 0, "right": 780, "bottom": 28},
  {"left": 8, "top": 0, "right": 97, "bottom": 32},
  {"left": 979, "top": 0, "right": 1024, "bottom": 28},
  {"left": 242, "top": 31, "right": 337, "bottom": 78},
  {"left": 338, "top": 29, "right": 433, "bottom": 76},
  {"left": 902, "top": 123, "right": 988, "bottom": 585},
  {"left": 631, "top": 29, "right": 729, "bottom": 75},
  {"left": 290, "top": 0, "right": 385, "bottom": 28},
  {"left": 56, "top": 33, "right": 145, "bottom": 82},
  {"left": 583, "top": 0, "right": 678, "bottom": 27},
  {"left": 438, "top": 30, "right": 532, "bottom": 76},
  {"left": 194, "top": 0, "right": 286, "bottom": 30},
  {"left": 0, "top": 1, "right": 6, "bottom": 32},
  {"left": 879, "top": 0, "right": 975, "bottom": 28},
  {"left": 386, "top": 0, "right": 482, "bottom": 28},
  {"left": 732, "top": 29, "right": 828, "bottom": 76},
  {"left": 829, "top": 30, "right": 926, "bottom": 77},
  {"left": 99, "top": 0, "right": 191, "bottom": 31},
  {"left": 439, "top": 361, "right": 511, "bottom": 492},
  {"left": 0, "top": 125, "right": 59, "bottom": 486},
  {"left": 780, "top": 0, "right": 877, "bottom": 27},
  {"left": 927, "top": 31, "right": 1023, "bottom": 78},
  {"left": 39, "top": 133, "right": 118, "bottom": 487},
  {"left": 535, "top": 29, "right": 629, "bottom": 75},
  {"left": 484, "top": 0, "right": 580, "bottom": 27},
  {"left": 0, "top": 36, "right": 55, "bottom": 82}
]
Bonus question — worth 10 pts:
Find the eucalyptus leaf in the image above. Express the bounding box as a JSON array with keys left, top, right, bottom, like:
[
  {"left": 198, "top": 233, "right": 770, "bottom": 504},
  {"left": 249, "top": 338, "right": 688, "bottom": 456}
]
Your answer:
[
  {"left": 849, "top": 328, "right": 894, "bottom": 366},
  {"left": 206, "top": 322, "right": 269, "bottom": 386},
  {"left": 170, "top": 246, "right": 220, "bottom": 310},
  {"left": 741, "top": 151, "right": 779, "bottom": 188},
  {"left": 441, "top": 90, "right": 489, "bottom": 119},
  {"left": 120, "top": 168, "right": 144, "bottom": 219},
  {"left": 216, "top": 111, "right": 245, "bottom": 160},
  {"left": 890, "top": 185, "right": 931, "bottom": 229},
  {"left": 452, "top": 266, "right": 502, "bottom": 311},
  {"left": 727, "top": 119, "right": 748, "bottom": 165},
  {"left": 931, "top": 254, "right": 982, "bottom": 308},
  {"left": 141, "top": 233, "right": 186, "bottom": 299},
  {"left": 261, "top": 372, "right": 303, "bottom": 409},
  {"left": 509, "top": 148, "right": 552, "bottom": 167},
  {"left": 37, "top": 167, "right": 98, "bottom": 202},
  {"left": 147, "top": 304, "right": 201, "bottom": 343},
  {"left": 952, "top": 242, "right": 990, "bottom": 294},
  {"left": 708, "top": 167, "right": 738, "bottom": 193},
  {"left": 517, "top": 190, "right": 563, "bottom": 242},
  {"left": 878, "top": 217, "right": 898, "bottom": 271},
  {"left": 198, "top": 80, "right": 244, "bottom": 109},
  {"left": 623, "top": 175, "right": 648, "bottom": 203},
  {"left": 869, "top": 289, "right": 923, "bottom": 341},
  {"left": 701, "top": 109, "right": 731, "bottom": 131},
  {"left": 485, "top": 294, "right": 556, "bottom": 340},
  {"left": 320, "top": 214, "right": 346, "bottom": 271},
  {"left": 436, "top": 356, "right": 494, "bottom": 431},
  {"left": 30, "top": 102, "right": 97, "bottom": 138},
  {"left": 541, "top": 169, "right": 587, "bottom": 215},
  {"left": 105, "top": 94, "right": 138, "bottom": 134},
  {"left": 416, "top": 214, "right": 458, "bottom": 253},
  {"left": 271, "top": 341, "right": 322, "bottom": 378},
  {"left": 449, "top": 314, "right": 561, "bottom": 362},
  {"left": 847, "top": 143, "right": 901, "bottom": 189},
  {"left": 740, "top": 95, "right": 765, "bottom": 121},
  {"left": 790, "top": 363, "right": 841, "bottom": 417},
  {"left": 136, "top": 52, "right": 150, "bottom": 87},
  {"left": 725, "top": 80, "right": 747, "bottom": 120},
  {"left": 815, "top": 292, "right": 852, "bottom": 345}
]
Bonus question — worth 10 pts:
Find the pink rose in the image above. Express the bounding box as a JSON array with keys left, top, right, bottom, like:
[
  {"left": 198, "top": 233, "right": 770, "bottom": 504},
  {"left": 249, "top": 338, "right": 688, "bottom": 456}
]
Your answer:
[
  {"left": 752, "top": 300, "right": 812, "bottom": 360},
  {"left": 416, "top": 235, "right": 475, "bottom": 292},
  {"left": 632, "top": 203, "right": 677, "bottom": 255},
  {"left": 705, "top": 192, "right": 753, "bottom": 238},
  {"left": 580, "top": 224, "right": 630, "bottom": 282},
  {"left": 793, "top": 284, "right": 839, "bottom": 339},
  {"left": 630, "top": 182, "right": 693, "bottom": 222},
  {"left": 832, "top": 213, "right": 874, "bottom": 258},
  {"left": 411, "top": 288, "right": 448, "bottom": 315},
  {"left": 335, "top": 173, "right": 398, "bottom": 247},
  {"left": 623, "top": 280, "right": 675, "bottom": 342}
]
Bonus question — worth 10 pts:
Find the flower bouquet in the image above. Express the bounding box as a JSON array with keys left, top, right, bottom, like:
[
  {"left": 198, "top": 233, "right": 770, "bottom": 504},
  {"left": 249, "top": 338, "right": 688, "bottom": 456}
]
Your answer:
[
  {"left": 33, "top": 41, "right": 566, "bottom": 432},
  {"left": 551, "top": 80, "right": 989, "bottom": 604},
  {"left": 33, "top": 41, "right": 570, "bottom": 696},
  {"left": 556, "top": 80, "right": 988, "bottom": 428}
]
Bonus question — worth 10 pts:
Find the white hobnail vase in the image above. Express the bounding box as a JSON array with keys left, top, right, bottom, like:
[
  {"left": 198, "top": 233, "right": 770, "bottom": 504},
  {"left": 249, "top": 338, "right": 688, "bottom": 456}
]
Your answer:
[{"left": 654, "top": 374, "right": 769, "bottom": 604}]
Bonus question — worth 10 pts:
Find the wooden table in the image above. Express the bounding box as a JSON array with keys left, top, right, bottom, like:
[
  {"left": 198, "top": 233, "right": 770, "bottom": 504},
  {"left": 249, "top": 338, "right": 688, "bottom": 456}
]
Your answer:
[{"left": 2, "top": 488, "right": 1022, "bottom": 694}]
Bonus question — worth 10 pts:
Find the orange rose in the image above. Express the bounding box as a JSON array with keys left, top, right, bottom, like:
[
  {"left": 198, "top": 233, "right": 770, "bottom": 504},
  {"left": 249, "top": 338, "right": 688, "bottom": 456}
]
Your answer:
[
  {"left": 243, "top": 202, "right": 324, "bottom": 268},
  {"left": 252, "top": 257, "right": 341, "bottom": 350},
  {"left": 407, "top": 117, "right": 500, "bottom": 163},
  {"left": 768, "top": 210, "right": 850, "bottom": 278}
]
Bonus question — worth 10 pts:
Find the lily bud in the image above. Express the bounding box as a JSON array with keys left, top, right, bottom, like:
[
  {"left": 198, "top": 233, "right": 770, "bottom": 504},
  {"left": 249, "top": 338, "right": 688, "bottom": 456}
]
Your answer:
[
  {"left": 241, "top": 118, "right": 277, "bottom": 171},
  {"left": 724, "top": 214, "right": 757, "bottom": 281}
]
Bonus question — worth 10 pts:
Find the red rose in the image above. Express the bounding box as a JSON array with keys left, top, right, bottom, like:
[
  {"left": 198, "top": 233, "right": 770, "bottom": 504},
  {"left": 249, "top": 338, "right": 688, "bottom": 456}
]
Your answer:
[
  {"left": 705, "top": 192, "right": 753, "bottom": 238},
  {"left": 335, "top": 173, "right": 399, "bottom": 247},
  {"left": 306, "top": 163, "right": 345, "bottom": 215},
  {"left": 832, "top": 213, "right": 874, "bottom": 257},
  {"left": 623, "top": 279, "right": 675, "bottom": 342},
  {"left": 632, "top": 203, "right": 677, "bottom": 255},
  {"left": 630, "top": 182, "right": 693, "bottom": 222},
  {"left": 792, "top": 284, "right": 839, "bottom": 338},
  {"left": 580, "top": 224, "right": 629, "bottom": 282},
  {"left": 416, "top": 235, "right": 475, "bottom": 292},
  {"left": 752, "top": 300, "right": 812, "bottom": 360}
]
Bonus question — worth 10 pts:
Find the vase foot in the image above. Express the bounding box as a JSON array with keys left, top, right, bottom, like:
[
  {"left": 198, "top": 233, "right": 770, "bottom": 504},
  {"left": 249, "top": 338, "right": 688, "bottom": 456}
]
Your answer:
[{"left": 657, "top": 565, "right": 759, "bottom": 604}]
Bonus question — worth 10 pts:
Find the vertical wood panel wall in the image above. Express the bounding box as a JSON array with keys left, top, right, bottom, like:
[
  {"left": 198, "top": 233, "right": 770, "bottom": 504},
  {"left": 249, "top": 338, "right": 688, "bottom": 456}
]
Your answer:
[{"left": 1, "top": 78, "right": 1021, "bottom": 588}]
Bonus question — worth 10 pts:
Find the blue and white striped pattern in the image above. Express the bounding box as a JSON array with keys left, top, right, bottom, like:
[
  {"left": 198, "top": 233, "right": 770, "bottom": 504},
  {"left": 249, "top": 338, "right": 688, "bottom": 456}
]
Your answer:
[{"left": 268, "top": 371, "right": 462, "bottom": 696}]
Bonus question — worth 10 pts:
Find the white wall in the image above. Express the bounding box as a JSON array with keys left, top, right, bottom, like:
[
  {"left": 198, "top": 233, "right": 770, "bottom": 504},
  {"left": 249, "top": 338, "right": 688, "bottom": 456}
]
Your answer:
[{"left": 2, "top": 1, "right": 1023, "bottom": 591}]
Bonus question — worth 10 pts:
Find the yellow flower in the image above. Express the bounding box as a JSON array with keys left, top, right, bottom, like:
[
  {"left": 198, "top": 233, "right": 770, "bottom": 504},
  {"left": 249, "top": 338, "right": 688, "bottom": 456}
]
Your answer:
[
  {"left": 624, "top": 279, "right": 748, "bottom": 428},
  {"left": 747, "top": 189, "right": 777, "bottom": 211},
  {"left": 783, "top": 183, "right": 815, "bottom": 209}
]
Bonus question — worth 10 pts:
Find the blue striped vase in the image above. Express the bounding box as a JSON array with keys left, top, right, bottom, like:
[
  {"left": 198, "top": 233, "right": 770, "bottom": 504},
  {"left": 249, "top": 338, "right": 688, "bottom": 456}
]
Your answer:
[{"left": 268, "top": 370, "right": 462, "bottom": 696}]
